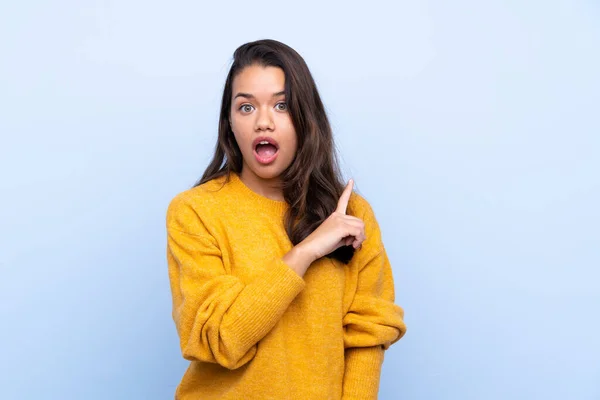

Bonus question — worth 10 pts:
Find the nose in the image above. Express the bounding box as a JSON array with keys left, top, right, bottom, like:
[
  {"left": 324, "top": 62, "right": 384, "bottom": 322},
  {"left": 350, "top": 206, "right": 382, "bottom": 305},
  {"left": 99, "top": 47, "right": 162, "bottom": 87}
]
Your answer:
[{"left": 254, "top": 107, "right": 275, "bottom": 132}]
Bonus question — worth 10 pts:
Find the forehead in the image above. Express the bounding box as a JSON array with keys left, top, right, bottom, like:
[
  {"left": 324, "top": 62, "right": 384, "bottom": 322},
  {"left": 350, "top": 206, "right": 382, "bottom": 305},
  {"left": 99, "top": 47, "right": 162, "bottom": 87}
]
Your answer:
[{"left": 232, "top": 65, "right": 285, "bottom": 96}]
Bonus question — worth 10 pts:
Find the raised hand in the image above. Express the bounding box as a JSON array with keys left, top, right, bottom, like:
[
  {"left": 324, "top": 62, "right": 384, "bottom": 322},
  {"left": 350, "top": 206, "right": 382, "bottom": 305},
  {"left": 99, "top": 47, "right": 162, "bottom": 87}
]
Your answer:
[{"left": 300, "top": 179, "right": 366, "bottom": 261}]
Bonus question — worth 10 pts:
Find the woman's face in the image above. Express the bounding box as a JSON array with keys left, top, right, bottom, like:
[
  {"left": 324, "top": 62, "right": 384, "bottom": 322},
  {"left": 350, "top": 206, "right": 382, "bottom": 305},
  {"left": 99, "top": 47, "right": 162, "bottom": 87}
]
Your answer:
[{"left": 229, "top": 64, "right": 298, "bottom": 183}]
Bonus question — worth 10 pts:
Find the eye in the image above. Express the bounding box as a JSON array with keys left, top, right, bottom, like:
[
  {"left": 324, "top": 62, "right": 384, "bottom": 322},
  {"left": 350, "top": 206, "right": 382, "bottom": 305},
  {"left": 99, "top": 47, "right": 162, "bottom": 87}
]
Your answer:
[
  {"left": 275, "top": 102, "right": 288, "bottom": 111},
  {"left": 239, "top": 104, "right": 254, "bottom": 113}
]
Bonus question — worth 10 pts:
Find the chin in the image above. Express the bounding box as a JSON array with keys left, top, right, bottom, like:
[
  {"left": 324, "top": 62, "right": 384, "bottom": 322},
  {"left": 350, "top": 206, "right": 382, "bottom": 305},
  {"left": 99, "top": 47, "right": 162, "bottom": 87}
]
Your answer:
[
  {"left": 246, "top": 161, "right": 289, "bottom": 181},
  {"left": 253, "top": 167, "right": 284, "bottom": 181}
]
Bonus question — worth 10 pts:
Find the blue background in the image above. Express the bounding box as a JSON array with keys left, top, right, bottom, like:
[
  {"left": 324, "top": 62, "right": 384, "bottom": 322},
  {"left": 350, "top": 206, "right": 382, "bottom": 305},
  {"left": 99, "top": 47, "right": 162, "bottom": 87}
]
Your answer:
[{"left": 1, "top": 1, "right": 599, "bottom": 399}]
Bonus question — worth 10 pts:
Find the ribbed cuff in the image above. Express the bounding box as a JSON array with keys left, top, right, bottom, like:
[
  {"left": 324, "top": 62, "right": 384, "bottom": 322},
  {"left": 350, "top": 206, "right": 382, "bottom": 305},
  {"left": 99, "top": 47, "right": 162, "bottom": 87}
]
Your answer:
[{"left": 342, "top": 346, "right": 385, "bottom": 400}]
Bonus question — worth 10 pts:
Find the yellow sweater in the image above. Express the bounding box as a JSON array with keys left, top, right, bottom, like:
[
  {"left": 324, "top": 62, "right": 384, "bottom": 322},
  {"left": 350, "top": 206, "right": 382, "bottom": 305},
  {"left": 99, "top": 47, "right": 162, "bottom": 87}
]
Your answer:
[{"left": 166, "top": 172, "right": 407, "bottom": 399}]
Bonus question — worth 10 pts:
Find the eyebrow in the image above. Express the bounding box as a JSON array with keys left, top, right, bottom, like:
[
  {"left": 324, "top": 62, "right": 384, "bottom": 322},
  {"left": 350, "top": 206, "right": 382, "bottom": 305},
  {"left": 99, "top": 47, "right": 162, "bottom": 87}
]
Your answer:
[{"left": 233, "top": 90, "right": 286, "bottom": 100}]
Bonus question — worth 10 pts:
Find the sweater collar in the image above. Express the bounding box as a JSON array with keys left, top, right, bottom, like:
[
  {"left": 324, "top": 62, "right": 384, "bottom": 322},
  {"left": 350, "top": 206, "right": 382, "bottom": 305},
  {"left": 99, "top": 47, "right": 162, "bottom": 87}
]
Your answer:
[{"left": 229, "top": 172, "right": 289, "bottom": 214}]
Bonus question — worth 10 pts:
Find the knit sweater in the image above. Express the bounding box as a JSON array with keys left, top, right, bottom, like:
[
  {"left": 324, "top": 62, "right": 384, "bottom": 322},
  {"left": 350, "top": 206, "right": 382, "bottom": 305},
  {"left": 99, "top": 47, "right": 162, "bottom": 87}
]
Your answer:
[{"left": 166, "top": 171, "right": 407, "bottom": 400}]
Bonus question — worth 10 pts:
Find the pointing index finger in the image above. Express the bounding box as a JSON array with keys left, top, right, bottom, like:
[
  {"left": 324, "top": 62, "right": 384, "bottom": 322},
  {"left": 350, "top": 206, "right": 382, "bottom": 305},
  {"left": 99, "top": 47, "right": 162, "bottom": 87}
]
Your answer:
[{"left": 336, "top": 179, "right": 354, "bottom": 215}]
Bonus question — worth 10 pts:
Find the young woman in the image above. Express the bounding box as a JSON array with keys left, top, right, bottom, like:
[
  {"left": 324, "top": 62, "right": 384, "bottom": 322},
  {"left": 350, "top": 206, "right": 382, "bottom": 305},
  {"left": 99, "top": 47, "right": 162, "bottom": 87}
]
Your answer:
[{"left": 166, "top": 39, "right": 407, "bottom": 399}]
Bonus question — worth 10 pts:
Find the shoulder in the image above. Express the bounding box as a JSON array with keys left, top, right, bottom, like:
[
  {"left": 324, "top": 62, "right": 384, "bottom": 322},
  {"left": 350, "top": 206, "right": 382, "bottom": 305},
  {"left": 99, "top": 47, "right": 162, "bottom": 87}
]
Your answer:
[
  {"left": 348, "top": 190, "right": 376, "bottom": 221},
  {"left": 166, "top": 175, "right": 229, "bottom": 234}
]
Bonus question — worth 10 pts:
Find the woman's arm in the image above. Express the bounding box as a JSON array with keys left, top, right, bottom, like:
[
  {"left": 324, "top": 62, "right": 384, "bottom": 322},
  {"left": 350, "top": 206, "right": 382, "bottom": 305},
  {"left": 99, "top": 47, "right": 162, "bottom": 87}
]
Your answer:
[
  {"left": 343, "top": 346, "right": 385, "bottom": 399},
  {"left": 341, "top": 202, "right": 407, "bottom": 399},
  {"left": 167, "top": 194, "right": 306, "bottom": 370}
]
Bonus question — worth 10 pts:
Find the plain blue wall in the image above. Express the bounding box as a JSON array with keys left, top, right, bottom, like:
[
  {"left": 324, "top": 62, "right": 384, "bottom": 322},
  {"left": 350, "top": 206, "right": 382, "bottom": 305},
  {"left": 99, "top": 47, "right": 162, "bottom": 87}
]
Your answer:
[{"left": 1, "top": 1, "right": 598, "bottom": 399}]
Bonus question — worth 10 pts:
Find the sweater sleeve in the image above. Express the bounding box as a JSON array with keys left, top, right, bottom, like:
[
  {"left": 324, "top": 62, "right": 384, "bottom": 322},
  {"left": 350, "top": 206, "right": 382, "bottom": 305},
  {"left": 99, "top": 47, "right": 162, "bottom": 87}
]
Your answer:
[
  {"left": 342, "top": 200, "right": 407, "bottom": 399},
  {"left": 166, "top": 194, "right": 306, "bottom": 370}
]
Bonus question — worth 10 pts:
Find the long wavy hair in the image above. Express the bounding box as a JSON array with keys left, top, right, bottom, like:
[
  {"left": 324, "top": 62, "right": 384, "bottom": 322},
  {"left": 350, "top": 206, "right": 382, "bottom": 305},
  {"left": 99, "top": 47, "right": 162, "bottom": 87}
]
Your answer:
[{"left": 194, "top": 39, "right": 356, "bottom": 264}]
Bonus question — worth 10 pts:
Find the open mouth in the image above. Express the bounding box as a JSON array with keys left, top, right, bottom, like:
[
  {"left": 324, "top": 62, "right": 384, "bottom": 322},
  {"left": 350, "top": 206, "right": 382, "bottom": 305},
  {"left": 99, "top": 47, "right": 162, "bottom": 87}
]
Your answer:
[
  {"left": 255, "top": 142, "right": 278, "bottom": 157},
  {"left": 252, "top": 137, "right": 280, "bottom": 164},
  {"left": 254, "top": 140, "right": 279, "bottom": 164}
]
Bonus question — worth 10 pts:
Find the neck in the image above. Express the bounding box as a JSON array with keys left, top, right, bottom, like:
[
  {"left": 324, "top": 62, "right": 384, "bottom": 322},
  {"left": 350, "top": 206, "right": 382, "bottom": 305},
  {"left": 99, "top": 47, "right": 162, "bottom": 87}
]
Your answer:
[{"left": 239, "top": 167, "right": 285, "bottom": 202}]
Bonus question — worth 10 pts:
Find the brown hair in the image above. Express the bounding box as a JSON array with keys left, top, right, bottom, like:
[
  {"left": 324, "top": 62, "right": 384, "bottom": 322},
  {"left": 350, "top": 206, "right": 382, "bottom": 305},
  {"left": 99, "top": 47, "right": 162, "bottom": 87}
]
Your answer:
[{"left": 194, "top": 39, "right": 356, "bottom": 263}]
